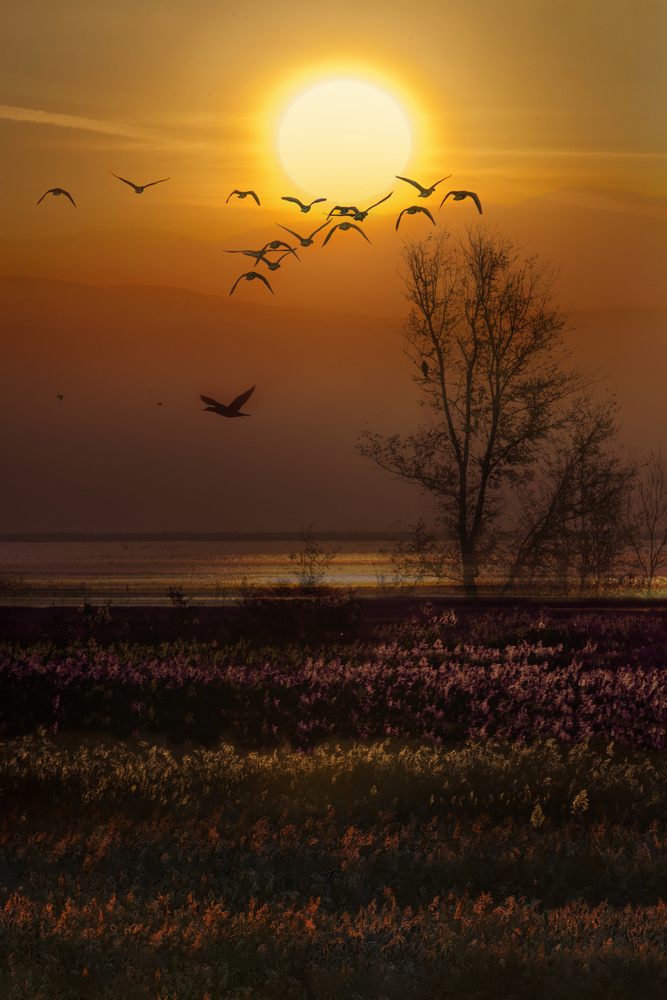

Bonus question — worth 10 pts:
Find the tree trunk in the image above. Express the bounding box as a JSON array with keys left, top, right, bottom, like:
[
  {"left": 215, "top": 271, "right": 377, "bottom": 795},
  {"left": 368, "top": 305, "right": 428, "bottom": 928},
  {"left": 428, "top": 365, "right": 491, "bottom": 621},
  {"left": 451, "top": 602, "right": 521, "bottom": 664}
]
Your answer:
[{"left": 461, "top": 540, "right": 478, "bottom": 596}]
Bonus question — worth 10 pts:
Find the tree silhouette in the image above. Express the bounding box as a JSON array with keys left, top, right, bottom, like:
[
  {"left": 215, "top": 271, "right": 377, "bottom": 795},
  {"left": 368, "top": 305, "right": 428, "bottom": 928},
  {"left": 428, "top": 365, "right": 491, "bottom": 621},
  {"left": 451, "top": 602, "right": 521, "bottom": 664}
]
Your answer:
[
  {"left": 507, "top": 397, "right": 635, "bottom": 594},
  {"left": 627, "top": 449, "right": 667, "bottom": 595},
  {"left": 358, "top": 226, "right": 607, "bottom": 595}
]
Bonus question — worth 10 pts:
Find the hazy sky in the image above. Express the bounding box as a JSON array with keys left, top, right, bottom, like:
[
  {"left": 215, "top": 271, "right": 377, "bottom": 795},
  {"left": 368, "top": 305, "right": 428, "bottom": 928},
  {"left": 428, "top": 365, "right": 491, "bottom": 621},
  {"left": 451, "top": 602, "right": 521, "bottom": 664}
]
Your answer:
[
  {"left": 2, "top": 0, "right": 665, "bottom": 229},
  {"left": 1, "top": 0, "right": 666, "bottom": 533}
]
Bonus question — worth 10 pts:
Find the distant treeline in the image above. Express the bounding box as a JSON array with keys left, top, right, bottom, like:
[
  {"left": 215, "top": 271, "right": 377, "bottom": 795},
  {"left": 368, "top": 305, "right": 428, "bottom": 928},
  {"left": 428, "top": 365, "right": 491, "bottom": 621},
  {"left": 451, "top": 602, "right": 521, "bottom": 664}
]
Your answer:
[{"left": 0, "top": 531, "right": 402, "bottom": 543}]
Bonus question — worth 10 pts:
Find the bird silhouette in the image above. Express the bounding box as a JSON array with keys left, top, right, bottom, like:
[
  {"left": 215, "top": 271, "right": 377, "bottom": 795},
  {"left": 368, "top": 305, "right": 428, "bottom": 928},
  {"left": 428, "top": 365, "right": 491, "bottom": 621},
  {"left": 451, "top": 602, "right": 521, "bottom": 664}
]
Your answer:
[
  {"left": 229, "top": 271, "right": 274, "bottom": 296},
  {"left": 351, "top": 192, "right": 393, "bottom": 221},
  {"left": 225, "top": 248, "right": 270, "bottom": 264},
  {"left": 275, "top": 220, "right": 331, "bottom": 246},
  {"left": 56, "top": 394, "right": 64, "bottom": 400},
  {"left": 322, "top": 222, "right": 371, "bottom": 246},
  {"left": 261, "top": 239, "right": 298, "bottom": 253},
  {"left": 281, "top": 196, "right": 326, "bottom": 212},
  {"left": 227, "top": 189, "right": 260, "bottom": 205},
  {"left": 421, "top": 361, "right": 429, "bottom": 379},
  {"left": 226, "top": 242, "right": 298, "bottom": 263},
  {"left": 440, "top": 190, "right": 483, "bottom": 214},
  {"left": 109, "top": 170, "right": 169, "bottom": 193},
  {"left": 395, "top": 174, "right": 451, "bottom": 198},
  {"left": 395, "top": 205, "right": 436, "bottom": 230},
  {"left": 37, "top": 188, "right": 76, "bottom": 206},
  {"left": 200, "top": 385, "right": 255, "bottom": 418},
  {"left": 327, "top": 204, "right": 358, "bottom": 218},
  {"left": 252, "top": 249, "right": 299, "bottom": 271}
]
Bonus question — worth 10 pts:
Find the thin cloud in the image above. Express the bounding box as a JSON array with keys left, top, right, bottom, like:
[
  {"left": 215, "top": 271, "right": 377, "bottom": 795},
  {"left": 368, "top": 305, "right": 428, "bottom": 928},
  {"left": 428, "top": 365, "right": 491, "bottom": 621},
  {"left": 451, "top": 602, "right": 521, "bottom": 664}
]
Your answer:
[{"left": 0, "top": 105, "right": 163, "bottom": 142}]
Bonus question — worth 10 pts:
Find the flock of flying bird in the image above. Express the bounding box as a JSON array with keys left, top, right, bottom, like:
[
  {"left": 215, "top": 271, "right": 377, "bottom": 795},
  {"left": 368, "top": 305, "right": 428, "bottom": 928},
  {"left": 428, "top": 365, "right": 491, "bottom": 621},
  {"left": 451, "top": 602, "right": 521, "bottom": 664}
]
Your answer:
[
  {"left": 223, "top": 173, "right": 482, "bottom": 300},
  {"left": 215, "top": 173, "right": 482, "bottom": 416},
  {"left": 35, "top": 167, "right": 482, "bottom": 420}
]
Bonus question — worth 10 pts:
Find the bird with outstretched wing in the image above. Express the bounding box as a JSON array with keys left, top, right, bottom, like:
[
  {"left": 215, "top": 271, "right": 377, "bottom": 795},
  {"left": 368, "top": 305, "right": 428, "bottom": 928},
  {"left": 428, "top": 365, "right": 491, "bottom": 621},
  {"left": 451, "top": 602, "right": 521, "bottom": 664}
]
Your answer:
[
  {"left": 200, "top": 385, "right": 256, "bottom": 418},
  {"left": 37, "top": 188, "right": 76, "bottom": 206},
  {"left": 440, "top": 190, "right": 483, "bottom": 214},
  {"left": 109, "top": 171, "right": 169, "bottom": 193},
  {"left": 322, "top": 222, "right": 371, "bottom": 246},
  {"left": 281, "top": 195, "right": 326, "bottom": 212},
  {"left": 395, "top": 174, "right": 451, "bottom": 198},
  {"left": 395, "top": 205, "right": 436, "bottom": 230},
  {"left": 229, "top": 271, "right": 274, "bottom": 295}
]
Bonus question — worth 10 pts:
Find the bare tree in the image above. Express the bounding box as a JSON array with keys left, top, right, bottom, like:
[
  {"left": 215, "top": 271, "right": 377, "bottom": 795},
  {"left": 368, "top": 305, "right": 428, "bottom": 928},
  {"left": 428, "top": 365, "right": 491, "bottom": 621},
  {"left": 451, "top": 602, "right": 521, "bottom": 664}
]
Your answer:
[
  {"left": 506, "top": 397, "right": 635, "bottom": 594},
  {"left": 627, "top": 449, "right": 667, "bottom": 595},
  {"left": 289, "top": 525, "right": 341, "bottom": 590},
  {"left": 357, "top": 226, "right": 587, "bottom": 595}
]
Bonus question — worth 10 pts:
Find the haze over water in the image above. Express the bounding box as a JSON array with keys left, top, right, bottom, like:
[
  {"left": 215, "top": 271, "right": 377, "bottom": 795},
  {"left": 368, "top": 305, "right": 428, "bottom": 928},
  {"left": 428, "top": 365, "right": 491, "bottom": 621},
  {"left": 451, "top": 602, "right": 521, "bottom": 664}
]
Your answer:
[{"left": 0, "top": 536, "right": 396, "bottom": 605}]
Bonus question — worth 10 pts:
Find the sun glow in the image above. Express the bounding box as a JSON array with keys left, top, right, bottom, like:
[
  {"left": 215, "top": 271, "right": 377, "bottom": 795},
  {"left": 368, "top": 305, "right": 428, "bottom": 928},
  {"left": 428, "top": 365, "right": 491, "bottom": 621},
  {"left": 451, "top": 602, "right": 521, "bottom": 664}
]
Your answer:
[{"left": 277, "top": 79, "right": 412, "bottom": 203}]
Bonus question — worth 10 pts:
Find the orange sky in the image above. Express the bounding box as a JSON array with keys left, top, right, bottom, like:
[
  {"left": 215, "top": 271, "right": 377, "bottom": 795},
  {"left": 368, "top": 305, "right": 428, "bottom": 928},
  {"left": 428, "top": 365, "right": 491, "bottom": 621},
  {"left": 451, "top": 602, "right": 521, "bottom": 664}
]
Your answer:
[
  {"left": 1, "top": 0, "right": 666, "bottom": 532},
  {"left": 2, "top": 0, "right": 665, "bottom": 233}
]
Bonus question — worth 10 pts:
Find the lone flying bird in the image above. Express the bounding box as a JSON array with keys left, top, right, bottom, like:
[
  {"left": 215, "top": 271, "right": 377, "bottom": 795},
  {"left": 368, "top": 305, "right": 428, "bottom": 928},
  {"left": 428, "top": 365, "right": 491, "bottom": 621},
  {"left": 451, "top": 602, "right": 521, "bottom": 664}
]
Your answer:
[
  {"left": 37, "top": 188, "right": 76, "bottom": 206},
  {"left": 56, "top": 394, "right": 64, "bottom": 400},
  {"left": 109, "top": 171, "right": 169, "bottom": 193},
  {"left": 440, "top": 190, "right": 483, "bottom": 214},
  {"left": 229, "top": 271, "right": 274, "bottom": 296},
  {"left": 322, "top": 222, "right": 371, "bottom": 246},
  {"left": 200, "top": 385, "right": 255, "bottom": 418},
  {"left": 281, "top": 195, "right": 326, "bottom": 212},
  {"left": 276, "top": 220, "right": 331, "bottom": 246},
  {"left": 395, "top": 174, "right": 451, "bottom": 198},
  {"left": 395, "top": 205, "right": 436, "bottom": 230},
  {"left": 227, "top": 189, "right": 260, "bottom": 205}
]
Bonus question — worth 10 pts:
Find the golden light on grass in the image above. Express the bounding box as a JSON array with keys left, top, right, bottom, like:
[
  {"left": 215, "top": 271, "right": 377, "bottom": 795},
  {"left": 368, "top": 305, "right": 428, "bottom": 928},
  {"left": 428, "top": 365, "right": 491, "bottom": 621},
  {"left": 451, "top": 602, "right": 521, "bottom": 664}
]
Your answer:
[{"left": 277, "top": 78, "right": 412, "bottom": 202}]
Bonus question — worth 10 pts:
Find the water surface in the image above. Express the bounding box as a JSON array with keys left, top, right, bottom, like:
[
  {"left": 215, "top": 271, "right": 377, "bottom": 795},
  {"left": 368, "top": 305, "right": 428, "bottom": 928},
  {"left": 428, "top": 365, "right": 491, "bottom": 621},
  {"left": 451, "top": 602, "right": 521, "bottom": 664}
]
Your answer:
[{"left": 0, "top": 538, "right": 396, "bottom": 605}]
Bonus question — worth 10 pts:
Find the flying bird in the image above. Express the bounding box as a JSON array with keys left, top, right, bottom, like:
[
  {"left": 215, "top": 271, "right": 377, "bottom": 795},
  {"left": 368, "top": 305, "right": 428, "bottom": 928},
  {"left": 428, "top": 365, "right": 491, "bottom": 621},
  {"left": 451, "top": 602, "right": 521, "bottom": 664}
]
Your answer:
[
  {"left": 327, "top": 204, "right": 358, "bottom": 218},
  {"left": 225, "top": 248, "right": 270, "bottom": 264},
  {"left": 261, "top": 239, "right": 298, "bottom": 253},
  {"left": 229, "top": 271, "right": 274, "bottom": 296},
  {"left": 225, "top": 242, "right": 298, "bottom": 263},
  {"left": 395, "top": 174, "right": 451, "bottom": 198},
  {"left": 253, "top": 249, "right": 300, "bottom": 271},
  {"left": 440, "top": 190, "right": 483, "bottom": 214},
  {"left": 37, "top": 188, "right": 76, "bottom": 206},
  {"left": 281, "top": 195, "right": 326, "bottom": 212},
  {"left": 395, "top": 205, "right": 436, "bottom": 230},
  {"left": 275, "top": 220, "right": 331, "bottom": 246},
  {"left": 109, "top": 170, "right": 169, "bottom": 193},
  {"left": 200, "top": 385, "right": 256, "bottom": 418},
  {"left": 322, "top": 222, "right": 371, "bottom": 246},
  {"left": 352, "top": 192, "right": 393, "bottom": 221},
  {"left": 227, "top": 189, "right": 260, "bottom": 205},
  {"left": 56, "top": 394, "right": 64, "bottom": 400}
]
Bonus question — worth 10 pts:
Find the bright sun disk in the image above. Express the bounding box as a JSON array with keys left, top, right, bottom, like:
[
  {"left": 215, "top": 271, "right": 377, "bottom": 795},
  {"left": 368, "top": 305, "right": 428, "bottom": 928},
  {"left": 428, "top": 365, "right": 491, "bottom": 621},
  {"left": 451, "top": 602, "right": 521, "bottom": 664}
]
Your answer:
[{"left": 278, "top": 80, "right": 412, "bottom": 203}]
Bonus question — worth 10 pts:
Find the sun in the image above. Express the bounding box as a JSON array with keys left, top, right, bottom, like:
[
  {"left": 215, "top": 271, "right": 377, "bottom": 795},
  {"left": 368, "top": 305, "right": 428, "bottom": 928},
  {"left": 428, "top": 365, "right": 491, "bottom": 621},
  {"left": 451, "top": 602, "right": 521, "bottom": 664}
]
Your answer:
[{"left": 277, "top": 79, "right": 412, "bottom": 203}]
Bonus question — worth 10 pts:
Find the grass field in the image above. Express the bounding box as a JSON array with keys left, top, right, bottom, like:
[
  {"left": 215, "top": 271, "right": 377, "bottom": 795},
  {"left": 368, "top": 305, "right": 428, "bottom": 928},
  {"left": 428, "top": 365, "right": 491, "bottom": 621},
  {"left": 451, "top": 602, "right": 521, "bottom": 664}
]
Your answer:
[{"left": 1, "top": 598, "right": 666, "bottom": 998}]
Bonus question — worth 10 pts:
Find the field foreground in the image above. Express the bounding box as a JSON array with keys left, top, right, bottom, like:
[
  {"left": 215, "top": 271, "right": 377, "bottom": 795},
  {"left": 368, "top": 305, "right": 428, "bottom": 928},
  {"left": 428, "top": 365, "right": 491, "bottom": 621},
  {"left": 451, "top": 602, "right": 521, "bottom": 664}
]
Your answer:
[{"left": 1, "top": 600, "right": 667, "bottom": 998}]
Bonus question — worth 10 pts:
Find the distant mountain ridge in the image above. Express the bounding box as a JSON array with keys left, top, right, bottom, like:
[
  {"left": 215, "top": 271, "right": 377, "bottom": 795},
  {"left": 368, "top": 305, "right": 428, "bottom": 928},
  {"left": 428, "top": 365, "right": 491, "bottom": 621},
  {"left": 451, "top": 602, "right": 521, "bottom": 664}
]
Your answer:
[{"left": 1, "top": 186, "right": 665, "bottom": 313}]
